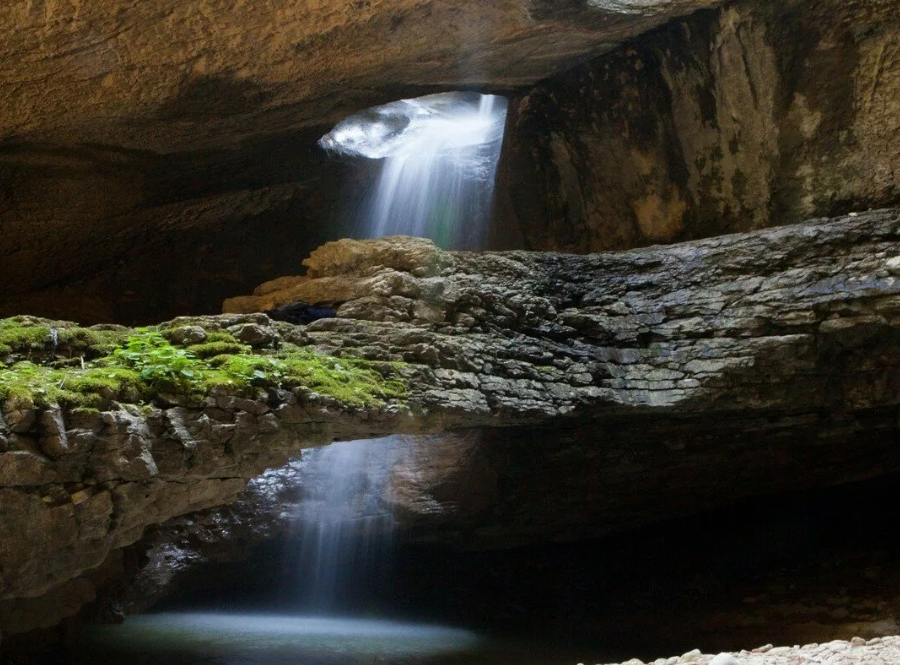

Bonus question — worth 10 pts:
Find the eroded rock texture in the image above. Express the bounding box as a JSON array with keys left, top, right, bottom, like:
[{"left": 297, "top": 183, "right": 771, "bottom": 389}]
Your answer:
[
  {"left": 501, "top": 0, "right": 900, "bottom": 250},
  {"left": 2, "top": 210, "right": 900, "bottom": 641}
]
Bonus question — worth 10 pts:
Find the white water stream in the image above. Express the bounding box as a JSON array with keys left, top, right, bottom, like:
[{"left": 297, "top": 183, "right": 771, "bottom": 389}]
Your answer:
[
  {"left": 288, "top": 437, "right": 406, "bottom": 611},
  {"left": 293, "top": 93, "right": 509, "bottom": 613}
]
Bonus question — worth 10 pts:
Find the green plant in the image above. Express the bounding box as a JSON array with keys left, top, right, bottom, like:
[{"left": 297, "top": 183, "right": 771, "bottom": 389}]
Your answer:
[
  {"left": 0, "top": 319, "right": 408, "bottom": 411},
  {"left": 112, "top": 329, "right": 200, "bottom": 392},
  {"left": 0, "top": 317, "right": 52, "bottom": 355}
]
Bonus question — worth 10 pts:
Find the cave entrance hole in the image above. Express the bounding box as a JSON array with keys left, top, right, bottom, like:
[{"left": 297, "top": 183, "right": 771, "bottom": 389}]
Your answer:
[{"left": 319, "top": 91, "right": 508, "bottom": 250}]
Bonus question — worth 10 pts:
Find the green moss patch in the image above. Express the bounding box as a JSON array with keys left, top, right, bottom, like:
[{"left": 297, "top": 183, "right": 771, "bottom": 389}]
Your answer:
[
  {"left": 0, "top": 316, "right": 130, "bottom": 359},
  {"left": 207, "top": 349, "right": 407, "bottom": 407},
  {"left": 0, "top": 318, "right": 407, "bottom": 411},
  {"left": 187, "top": 341, "right": 252, "bottom": 359},
  {"left": 0, "top": 362, "right": 142, "bottom": 409}
]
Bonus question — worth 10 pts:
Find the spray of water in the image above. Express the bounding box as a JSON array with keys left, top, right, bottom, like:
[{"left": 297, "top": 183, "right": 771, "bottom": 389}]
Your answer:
[{"left": 319, "top": 91, "right": 508, "bottom": 249}]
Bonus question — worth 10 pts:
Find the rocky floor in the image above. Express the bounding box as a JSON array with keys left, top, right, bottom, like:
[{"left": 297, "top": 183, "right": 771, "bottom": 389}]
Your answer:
[{"left": 597, "top": 636, "right": 900, "bottom": 665}]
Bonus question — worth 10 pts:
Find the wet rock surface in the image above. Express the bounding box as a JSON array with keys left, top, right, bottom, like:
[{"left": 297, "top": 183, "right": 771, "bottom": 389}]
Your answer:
[{"left": 3, "top": 210, "right": 900, "bottom": 640}]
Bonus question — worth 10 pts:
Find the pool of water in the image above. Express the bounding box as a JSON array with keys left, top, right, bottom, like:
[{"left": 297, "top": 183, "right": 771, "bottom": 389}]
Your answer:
[{"left": 75, "top": 612, "right": 591, "bottom": 665}]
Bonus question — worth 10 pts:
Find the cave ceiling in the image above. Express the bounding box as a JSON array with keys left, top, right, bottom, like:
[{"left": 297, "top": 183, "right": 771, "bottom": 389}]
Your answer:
[{"left": 0, "top": 0, "right": 724, "bottom": 151}]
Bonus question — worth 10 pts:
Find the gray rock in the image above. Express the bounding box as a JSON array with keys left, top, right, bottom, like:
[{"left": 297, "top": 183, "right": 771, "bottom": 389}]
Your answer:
[
  {"left": 230, "top": 323, "right": 280, "bottom": 347},
  {"left": 709, "top": 655, "right": 738, "bottom": 665},
  {"left": 164, "top": 326, "right": 208, "bottom": 346}
]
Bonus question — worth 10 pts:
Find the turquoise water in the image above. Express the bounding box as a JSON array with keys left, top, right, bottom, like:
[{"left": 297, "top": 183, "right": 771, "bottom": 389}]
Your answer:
[{"left": 78, "top": 612, "right": 590, "bottom": 665}]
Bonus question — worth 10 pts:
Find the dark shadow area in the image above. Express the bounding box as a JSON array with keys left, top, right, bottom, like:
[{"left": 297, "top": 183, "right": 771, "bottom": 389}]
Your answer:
[
  {"left": 155, "top": 75, "right": 275, "bottom": 121},
  {"left": 0, "top": 130, "right": 360, "bottom": 324}
]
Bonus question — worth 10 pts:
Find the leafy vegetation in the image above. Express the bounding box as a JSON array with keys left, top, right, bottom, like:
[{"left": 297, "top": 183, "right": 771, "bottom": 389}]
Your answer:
[
  {"left": 112, "top": 329, "right": 199, "bottom": 392},
  {"left": 0, "top": 318, "right": 407, "bottom": 410}
]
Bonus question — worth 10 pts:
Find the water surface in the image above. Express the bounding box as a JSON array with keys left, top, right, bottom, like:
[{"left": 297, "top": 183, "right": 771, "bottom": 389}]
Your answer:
[{"left": 78, "top": 612, "right": 592, "bottom": 665}]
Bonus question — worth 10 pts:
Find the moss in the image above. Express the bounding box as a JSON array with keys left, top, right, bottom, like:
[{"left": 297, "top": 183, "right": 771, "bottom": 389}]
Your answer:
[
  {"left": 187, "top": 341, "right": 252, "bottom": 359},
  {"left": 0, "top": 362, "right": 67, "bottom": 406},
  {"left": 0, "top": 317, "right": 130, "bottom": 358},
  {"left": 204, "top": 331, "right": 239, "bottom": 344},
  {"left": 0, "top": 317, "right": 53, "bottom": 355},
  {"left": 57, "top": 326, "right": 131, "bottom": 357},
  {"left": 0, "top": 321, "right": 407, "bottom": 411},
  {"left": 0, "top": 361, "right": 143, "bottom": 408},
  {"left": 206, "top": 349, "right": 407, "bottom": 407}
]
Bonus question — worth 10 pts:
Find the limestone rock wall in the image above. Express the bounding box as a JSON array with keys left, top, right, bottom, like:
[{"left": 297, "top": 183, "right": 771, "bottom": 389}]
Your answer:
[{"left": 500, "top": 0, "right": 900, "bottom": 251}]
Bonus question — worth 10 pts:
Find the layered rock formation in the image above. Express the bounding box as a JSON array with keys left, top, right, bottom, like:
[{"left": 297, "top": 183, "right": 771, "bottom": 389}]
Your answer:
[
  {"left": 3, "top": 209, "right": 899, "bottom": 643},
  {"left": 501, "top": 0, "right": 900, "bottom": 250}
]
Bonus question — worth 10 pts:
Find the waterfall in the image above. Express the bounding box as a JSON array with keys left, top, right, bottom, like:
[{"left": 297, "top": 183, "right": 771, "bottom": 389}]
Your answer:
[
  {"left": 319, "top": 91, "right": 508, "bottom": 250},
  {"left": 288, "top": 437, "right": 406, "bottom": 612},
  {"left": 282, "top": 93, "right": 507, "bottom": 613}
]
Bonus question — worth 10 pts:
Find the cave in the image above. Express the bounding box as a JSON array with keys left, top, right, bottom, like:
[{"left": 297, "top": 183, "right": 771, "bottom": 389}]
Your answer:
[{"left": 2, "top": 0, "right": 900, "bottom": 663}]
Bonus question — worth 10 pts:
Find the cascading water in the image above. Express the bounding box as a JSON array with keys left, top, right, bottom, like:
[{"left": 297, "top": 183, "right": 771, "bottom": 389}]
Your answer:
[
  {"left": 319, "top": 91, "right": 508, "bottom": 249},
  {"left": 282, "top": 92, "right": 509, "bottom": 614},
  {"left": 81, "top": 92, "right": 515, "bottom": 663},
  {"left": 287, "top": 437, "right": 406, "bottom": 612}
]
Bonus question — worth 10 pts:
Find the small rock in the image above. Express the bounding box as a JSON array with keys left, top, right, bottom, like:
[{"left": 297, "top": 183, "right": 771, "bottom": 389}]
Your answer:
[
  {"left": 5, "top": 403, "right": 36, "bottom": 433},
  {"left": 680, "top": 649, "right": 702, "bottom": 662},
  {"left": 851, "top": 637, "right": 866, "bottom": 647},
  {"left": 230, "top": 323, "right": 279, "bottom": 347},
  {"left": 886, "top": 256, "right": 900, "bottom": 275},
  {"left": 70, "top": 488, "right": 93, "bottom": 505},
  {"left": 39, "top": 406, "right": 69, "bottom": 458},
  {"left": 753, "top": 644, "right": 773, "bottom": 653},
  {"left": 164, "top": 325, "right": 207, "bottom": 345},
  {"left": 709, "top": 655, "right": 737, "bottom": 665},
  {"left": 0, "top": 450, "right": 57, "bottom": 486}
]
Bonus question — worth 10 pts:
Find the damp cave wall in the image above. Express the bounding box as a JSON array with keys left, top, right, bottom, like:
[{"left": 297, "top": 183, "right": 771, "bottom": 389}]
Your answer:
[{"left": 496, "top": 0, "right": 900, "bottom": 251}]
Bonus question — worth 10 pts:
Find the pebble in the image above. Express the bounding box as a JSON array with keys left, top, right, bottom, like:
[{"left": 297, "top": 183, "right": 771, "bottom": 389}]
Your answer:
[{"left": 709, "top": 654, "right": 738, "bottom": 665}]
